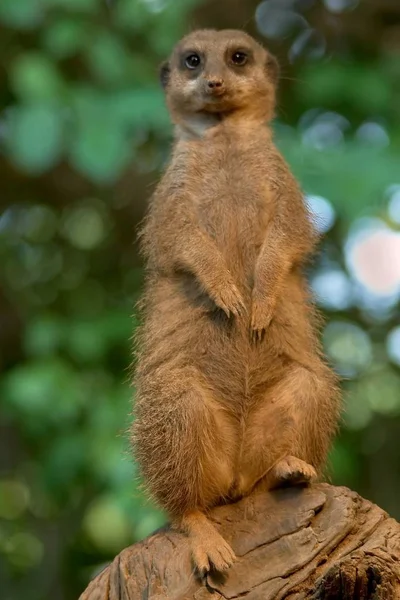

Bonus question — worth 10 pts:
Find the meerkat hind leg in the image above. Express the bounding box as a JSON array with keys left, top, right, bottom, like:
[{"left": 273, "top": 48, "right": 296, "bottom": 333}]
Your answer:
[
  {"left": 268, "top": 455, "right": 317, "bottom": 489},
  {"left": 179, "top": 510, "right": 236, "bottom": 574},
  {"left": 135, "top": 366, "right": 237, "bottom": 574}
]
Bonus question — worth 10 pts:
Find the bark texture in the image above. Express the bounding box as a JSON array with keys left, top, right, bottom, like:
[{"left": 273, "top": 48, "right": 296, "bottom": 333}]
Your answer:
[{"left": 79, "top": 484, "right": 400, "bottom": 599}]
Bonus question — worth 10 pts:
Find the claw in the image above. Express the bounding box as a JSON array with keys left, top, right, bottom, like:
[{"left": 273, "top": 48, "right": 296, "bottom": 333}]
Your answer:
[
  {"left": 191, "top": 533, "right": 235, "bottom": 574},
  {"left": 250, "top": 324, "right": 266, "bottom": 343},
  {"left": 215, "top": 284, "right": 246, "bottom": 320}
]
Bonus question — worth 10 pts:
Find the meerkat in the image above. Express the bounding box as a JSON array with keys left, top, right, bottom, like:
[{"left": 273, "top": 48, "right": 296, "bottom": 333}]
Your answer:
[{"left": 131, "top": 29, "right": 341, "bottom": 575}]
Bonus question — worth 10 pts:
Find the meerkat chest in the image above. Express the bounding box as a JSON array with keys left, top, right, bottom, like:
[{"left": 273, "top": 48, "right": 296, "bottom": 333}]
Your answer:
[{"left": 190, "top": 144, "right": 274, "bottom": 243}]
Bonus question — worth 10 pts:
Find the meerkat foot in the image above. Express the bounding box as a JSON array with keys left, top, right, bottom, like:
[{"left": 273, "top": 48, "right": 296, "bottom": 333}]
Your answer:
[
  {"left": 191, "top": 530, "right": 236, "bottom": 574},
  {"left": 269, "top": 455, "right": 317, "bottom": 488},
  {"left": 179, "top": 510, "right": 236, "bottom": 574}
]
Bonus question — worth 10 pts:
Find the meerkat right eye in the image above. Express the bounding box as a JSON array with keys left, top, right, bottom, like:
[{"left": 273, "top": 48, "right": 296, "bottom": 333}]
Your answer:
[
  {"left": 231, "top": 51, "right": 248, "bottom": 66},
  {"left": 185, "top": 54, "right": 201, "bottom": 69}
]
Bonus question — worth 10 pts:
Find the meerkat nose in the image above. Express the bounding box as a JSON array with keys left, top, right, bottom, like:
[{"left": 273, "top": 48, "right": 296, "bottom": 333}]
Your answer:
[
  {"left": 207, "top": 78, "right": 224, "bottom": 89},
  {"left": 205, "top": 78, "right": 225, "bottom": 96}
]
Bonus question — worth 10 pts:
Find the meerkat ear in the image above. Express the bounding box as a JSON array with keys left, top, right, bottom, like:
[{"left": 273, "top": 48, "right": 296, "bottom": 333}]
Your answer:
[
  {"left": 159, "top": 61, "right": 171, "bottom": 89},
  {"left": 266, "top": 53, "right": 280, "bottom": 86}
]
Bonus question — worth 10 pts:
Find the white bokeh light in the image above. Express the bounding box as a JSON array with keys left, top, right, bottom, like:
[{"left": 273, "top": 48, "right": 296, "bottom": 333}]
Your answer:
[
  {"left": 312, "top": 269, "right": 353, "bottom": 310},
  {"left": 140, "top": 0, "right": 165, "bottom": 13},
  {"left": 255, "top": 2, "right": 307, "bottom": 40},
  {"left": 387, "top": 184, "right": 400, "bottom": 225},
  {"left": 356, "top": 122, "right": 390, "bottom": 148},
  {"left": 306, "top": 194, "right": 336, "bottom": 234},
  {"left": 387, "top": 326, "right": 400, "bottom": 366},
  {"left": 323, "top": 0, "right": 359, "bottom": 13},
  {"left": 345, "top": 218, "right": 400, "bottom": 298},
  {"left": 301, "top": 111, "right": 349, "bottom": 150}
]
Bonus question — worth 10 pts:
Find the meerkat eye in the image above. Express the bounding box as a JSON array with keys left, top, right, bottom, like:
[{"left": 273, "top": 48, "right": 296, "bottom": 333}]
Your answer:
[
  {"left": 231, "top": 51, "right": 248, "bottom": 66},
  {"left": 185, "top": 53, "right": 201, "bottom": 69}
]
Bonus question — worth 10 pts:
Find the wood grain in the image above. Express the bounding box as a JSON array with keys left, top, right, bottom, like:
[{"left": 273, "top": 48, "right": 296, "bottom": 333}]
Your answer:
[{"left": 79, "top": 484, "right": 400, "bottom": 599}]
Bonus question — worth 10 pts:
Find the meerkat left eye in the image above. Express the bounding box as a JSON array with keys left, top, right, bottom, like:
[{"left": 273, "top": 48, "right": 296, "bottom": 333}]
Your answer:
[
  {"left": 231, "top": 51, "right": 248, "bottom": 66},
  {"left": 185, "top": 53, "right": 201, "bottom": 69}
]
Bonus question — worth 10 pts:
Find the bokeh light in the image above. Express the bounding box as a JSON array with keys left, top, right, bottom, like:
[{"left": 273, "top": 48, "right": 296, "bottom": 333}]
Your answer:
[
  {"left": 345, "top": 219, "right": 400, "bottom": 298},
  {"left": 312, "top": 269, "right": 353, "bottom": 310},
  {"left": 387, "top": 326, "right": 400, "bottom": 366},
  {"left": 323, "top": 321, "right": 373, "bottom": 378},
  {"left": 306, "top": 194, "right": 336, "bottom": 233}
]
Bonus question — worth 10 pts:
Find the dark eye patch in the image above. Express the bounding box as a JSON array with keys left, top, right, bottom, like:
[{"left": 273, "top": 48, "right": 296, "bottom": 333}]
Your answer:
[
  {"left": 227, "top": 47, "right": 253, "bottom": 68},
  {"left": 185, "top": 53, "right": 201, "bottom": 69},
  {"left": 231, "top": 51, "right": 247, "bottom": 65},
  {"left": 179, "top": 50, "right": 204, "bottom": 72}
]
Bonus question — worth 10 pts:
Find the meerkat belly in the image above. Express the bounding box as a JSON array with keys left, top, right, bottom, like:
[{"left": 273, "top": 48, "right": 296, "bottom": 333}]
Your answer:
[
  {"left": 198, "top": 189, "right": 269, "bottom": 291},
  {"left": 141, "top": 275, "right": 254, "bottom": 407}
]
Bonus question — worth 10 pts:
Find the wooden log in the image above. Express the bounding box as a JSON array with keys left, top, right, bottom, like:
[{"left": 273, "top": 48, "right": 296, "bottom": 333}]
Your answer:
[{"left": 79, "top": 484, "right": 400, "bottom": 599}]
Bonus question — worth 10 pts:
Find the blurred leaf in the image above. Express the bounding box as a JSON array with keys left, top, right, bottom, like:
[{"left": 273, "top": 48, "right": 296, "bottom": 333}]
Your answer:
[
  {"left": 44, "top": 433, "right": 87, "bottom": 489},
  {"left": 68, "top": 87, "right": 132, "bottom": 180},
  {"left": 147, "top": 0, "right": 201, "bottom": 56},
  {"left": 24, "top": 314, "right": 66, "bottom": 356},
  {"left": 134, "top": 511, "right": 166, "bottom": 541},
  {"left": 329, "top": 440, "right": 360, "bottom": 486},
  {"left": 299, "top": 61, "right": 392, "bottom": 115},
  {"left": 323, "top": 321, "right": 373, "bottom": 377},
  {"left": 88, "top": 434, "right": 131, "bottom": 486},
  {"left": 44, "top": 0, "right": 99, "bottom": 13},
  {"left": 61, "top": 203, "right": 109, "bottom": 250},
  {"left": 110, "top": 87, "right": 169, "bottom": 130},
  {"left": 65, "top": 320, "right": 108, "bottom": 362},
  {"left": 277, "top": 127, "right": 399, "bottom": 221},
  {"left": 69, "top": 120, "right": 131, "bottom": 183},
  {"left": 84, "top": 31, "right": 133, "bottom": 85},
  {"left": 6, "top": 105, "right": 64, "bottom": 173},
  {"left": 41, "top": 18, "right": 87, "bottom": 59},
  {"left": 365, "top": 369, "right": 400, "bottom": 416},
  {"left": 83, "top": 494, "right": 131, "bottom": 551},
  {"left": 20, "top": 204, "right": 58, "bottom": 243},
  {"left": 2, "top": 358, "right": 84, "bottom": 428},
  {"left": 0, "top": 480, "right": 30, "bottom": 520},
  {"left": 4, "top": 532, "right": 44, "bottom": 570},
  {"left": 113, "top": 0, "right": 151, "bottom": 32},
  {"left": 10, "top": 52, "right": 65, "bottom": 102},
  {"left": 0, "top": 0, "right": 44, "bottom": 30},
  {"left": 343, "top": 387, "right": 373, "bottom": 431},
  {"left": 96, "top": 310, "right": 132, "bottom": 345}
]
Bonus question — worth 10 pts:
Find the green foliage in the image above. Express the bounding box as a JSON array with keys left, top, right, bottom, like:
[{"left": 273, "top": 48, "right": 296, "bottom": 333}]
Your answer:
[
  {"left": 0, "top": 0, "right": 43, "bottom": 30},
  {"left": 7, "top": 105, "right": 64, "bottom": 173},
  {"left": 1, "top": 0, "right": 172, "bottom": 185},
  {"left": 0, "top": 1, "right": 400, "bottom": 599}
]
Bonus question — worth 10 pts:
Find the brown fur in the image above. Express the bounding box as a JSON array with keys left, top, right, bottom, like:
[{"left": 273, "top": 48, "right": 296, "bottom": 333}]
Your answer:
[{"left": 131, "top": 29, "right": 341, "bottom": 574}]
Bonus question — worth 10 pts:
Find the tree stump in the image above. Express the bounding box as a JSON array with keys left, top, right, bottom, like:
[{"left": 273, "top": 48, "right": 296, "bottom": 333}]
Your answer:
[{"left": 79, "top": 484, "right": 400, "bottom": 599}]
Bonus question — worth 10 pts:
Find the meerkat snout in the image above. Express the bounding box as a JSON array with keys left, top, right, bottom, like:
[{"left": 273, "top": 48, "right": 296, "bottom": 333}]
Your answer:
[{"left": 205, "top": 77, "right": 225, "bottom": 95}]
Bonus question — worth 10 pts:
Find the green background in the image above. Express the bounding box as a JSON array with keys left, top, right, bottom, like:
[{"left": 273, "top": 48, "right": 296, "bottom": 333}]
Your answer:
[{"left": 0, "top": 1, "right": 400, "bottom": 598}]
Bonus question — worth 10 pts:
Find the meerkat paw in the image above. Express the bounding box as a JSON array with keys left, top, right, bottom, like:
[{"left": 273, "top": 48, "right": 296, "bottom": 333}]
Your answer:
[
  {"left": 269, "top": 456, "right": 317, "bottom": 488},
  {"left": 191, "top": 529, "right": 236, "bottom": 574},
  {"left": 250, "top": 297, "right": 273, "bottom": 341},
  {"left": 214, "top": 280, "right": 246, "bottom": 318},
  {"left": 179, "top": 511, "right": 236, "bottom": 574}
]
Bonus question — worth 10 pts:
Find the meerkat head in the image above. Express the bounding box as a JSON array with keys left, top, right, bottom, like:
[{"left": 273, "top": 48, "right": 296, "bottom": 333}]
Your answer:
[{"left": 160, "top": 29, "right": 279, "bottom": 129}]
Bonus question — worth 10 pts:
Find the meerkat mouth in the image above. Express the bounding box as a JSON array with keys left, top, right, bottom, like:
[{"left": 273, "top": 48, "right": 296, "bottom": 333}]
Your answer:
[{"left": 205, "top": 89, "right": 226, "bottom": 98}]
